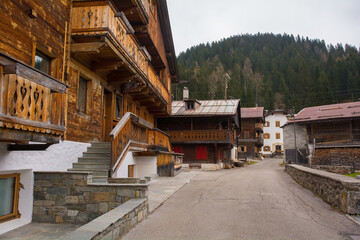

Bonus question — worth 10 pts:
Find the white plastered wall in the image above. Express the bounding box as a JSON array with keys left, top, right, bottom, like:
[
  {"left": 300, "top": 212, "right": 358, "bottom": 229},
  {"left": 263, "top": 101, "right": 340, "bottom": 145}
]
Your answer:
[
  {"left": 0, "top": 140, "right": 90, "bottom": 234},
  {"left": 112, "top": 151, "right": 157, "bottom": 178},
  {"left": 260, "top": 113, "right": 288, "bottom": 156}
]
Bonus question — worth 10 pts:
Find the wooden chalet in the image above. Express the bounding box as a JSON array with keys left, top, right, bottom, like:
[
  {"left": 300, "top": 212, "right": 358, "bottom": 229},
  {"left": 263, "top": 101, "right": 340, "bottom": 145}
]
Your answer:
[
  {"left": 237, "top": 107, "right": 264, "bottom": 159},
  {"left": 284, "top": 101, "right": 360, "bottom": 168},
  {"left": 157, "top": 97, "right": 241, "bottom": 168},
  {"left": 0, "top": 0, "right": 179, "bottom": 232}
]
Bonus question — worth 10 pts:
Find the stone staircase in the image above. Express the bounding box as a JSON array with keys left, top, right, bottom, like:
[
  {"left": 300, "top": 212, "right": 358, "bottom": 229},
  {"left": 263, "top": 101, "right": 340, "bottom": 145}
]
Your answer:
[{"left": 68, "top": 142, "right": 111, "bottom": 183}]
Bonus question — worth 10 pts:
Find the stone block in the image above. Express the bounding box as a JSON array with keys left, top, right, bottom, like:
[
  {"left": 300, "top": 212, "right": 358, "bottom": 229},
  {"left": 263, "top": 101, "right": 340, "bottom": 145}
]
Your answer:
[
  {"left": 109, "top": 202, "right": 121, "bottom": 210},
  {"left": 84, "top": 192, "right": 91, "bottom": 201},
  {"left": 90, "top": 192, "right": 116, "bottom": 202},
  {"left": 116, "top": 196, "right": 123, "bottom": 203},
  {"left": 65, "top": 179, "right": 75, "bottom": 186},
  {"left": 75, "top": 179, "right": 88, "bottom": 186},
  {"left": 34, "top": 200, "right": 55, "bottom": 206},
  {"left": 137, "top": 210, "right": 143, "bottom": 222},
  {"left": 46, "top": 194, "right": 57, "bottom": 201},
  {"left": 33, "top": 214, "right": 56, "bottom": 223},
  {"left": 35, "top": 180, "right": 53, "bottom": 187},
  {"left": 56, "top": 216, "right": 64, "bottom": 223},
  {"left": 33, "top": 206, "right": 47, "bottom": 215},
  {"left": 99, "top": 202, "right": 109, "bottom": 213},
  {"left": 48, "top": 187, "right": 71, "bottom": 196},
  {"left": 67, "top": 210, "right": 79, "bottom": 217},
  {"left": 86, "top": 204, "right": 99, "bottom": 213},
  {"left": 48, "top": 206, "right": 67, "bottom": 216},
  {"left": 65, "top": 196, "right": 79, "bottom": 204},
  {"left": 116, "top": 188, "right": 135, "bottom": 198},
  {"left": 34, "top": 173, "right": 61, "bottom": 180},
  {"left": 76, "top": 212, "right": 90, "bottom": 224}
]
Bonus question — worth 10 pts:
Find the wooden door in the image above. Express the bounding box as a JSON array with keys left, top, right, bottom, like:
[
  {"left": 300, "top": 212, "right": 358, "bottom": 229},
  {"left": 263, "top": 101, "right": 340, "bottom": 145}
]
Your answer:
[{"left": 102, "top": 90, "right": 113, "bottom": 142}]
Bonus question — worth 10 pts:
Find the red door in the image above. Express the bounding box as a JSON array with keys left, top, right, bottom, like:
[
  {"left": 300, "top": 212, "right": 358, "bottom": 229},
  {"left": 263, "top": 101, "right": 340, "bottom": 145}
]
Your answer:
[{"left": 196, "top": 146, "right": 207, "bottom": 160}]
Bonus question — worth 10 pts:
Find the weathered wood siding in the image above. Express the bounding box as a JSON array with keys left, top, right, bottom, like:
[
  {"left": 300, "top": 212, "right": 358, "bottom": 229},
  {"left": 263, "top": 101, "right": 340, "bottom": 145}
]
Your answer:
[{"left": 0, "top": 0, "right": 70, "bottom": 76}]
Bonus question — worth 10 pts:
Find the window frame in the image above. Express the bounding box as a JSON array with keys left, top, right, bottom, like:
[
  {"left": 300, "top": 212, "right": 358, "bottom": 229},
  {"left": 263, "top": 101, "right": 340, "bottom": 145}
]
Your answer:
[
  {"left": 78, "top": 76, "right": 92, "bottom": 114},
  {"left": 275, "top": 121, "right": 281, "bottom": 127},
  {"left": 276, "top": 133, "right": 281, "bottom": 139},
  {"left": 0, "top": 173, "right": 20, "bottom": 223},
  {"left": 264, "top": 133, "right": 270, "bottom": 139},
  {"left": 263, "top": 146, "right": 271, "bottom": 152},
  {"left": 34, "top": 50, "right": 51, "bottom": 75},
  {"left": 264, "top": 121, "right": 270, "bottom": 127},
  {"left": 115, "top": 94, "right": 123, "bottom": 120}
]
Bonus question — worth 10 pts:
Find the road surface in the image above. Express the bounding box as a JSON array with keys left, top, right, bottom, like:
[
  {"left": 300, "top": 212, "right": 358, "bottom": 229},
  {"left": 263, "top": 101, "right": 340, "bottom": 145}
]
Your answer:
[{"left": 123, "top": 159, "right": 360, "bottom": 240}]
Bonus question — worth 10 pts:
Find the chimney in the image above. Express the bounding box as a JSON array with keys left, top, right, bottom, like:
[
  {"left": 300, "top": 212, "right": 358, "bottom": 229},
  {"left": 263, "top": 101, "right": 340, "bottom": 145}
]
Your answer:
[{"left": 183, "top": 87, "right": 189, "bottom": 100}]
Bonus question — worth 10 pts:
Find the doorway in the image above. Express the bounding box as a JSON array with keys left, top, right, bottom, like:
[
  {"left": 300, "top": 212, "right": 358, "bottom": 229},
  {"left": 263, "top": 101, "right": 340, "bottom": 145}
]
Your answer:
[{"left": 102, "top": 89, "right": 113, "bottom": 142}]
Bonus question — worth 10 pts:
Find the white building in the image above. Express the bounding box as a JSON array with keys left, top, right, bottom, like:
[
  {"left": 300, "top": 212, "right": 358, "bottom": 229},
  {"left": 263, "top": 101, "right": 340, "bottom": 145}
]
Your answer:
[{"left": 260, "top": 110, "right": 288, "bottom": 157}]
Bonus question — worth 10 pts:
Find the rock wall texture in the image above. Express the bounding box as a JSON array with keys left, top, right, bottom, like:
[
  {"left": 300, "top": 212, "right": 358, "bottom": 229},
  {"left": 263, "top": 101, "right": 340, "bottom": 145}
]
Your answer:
[
  {"left": 286, "top": 164, "right": 360, "bottom": 214},
  {"left": 33, "top": 172, "right": 148, "bottom": 224},
  {"left": 311, "top": 165, "right": 355, "bottom": 174}
]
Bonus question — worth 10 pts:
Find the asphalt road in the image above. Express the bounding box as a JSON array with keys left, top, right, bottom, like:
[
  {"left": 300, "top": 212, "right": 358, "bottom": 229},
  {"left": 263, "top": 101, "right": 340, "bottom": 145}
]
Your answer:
[{"left": 123, "top": 159, "right": 360, "bottom": 240}]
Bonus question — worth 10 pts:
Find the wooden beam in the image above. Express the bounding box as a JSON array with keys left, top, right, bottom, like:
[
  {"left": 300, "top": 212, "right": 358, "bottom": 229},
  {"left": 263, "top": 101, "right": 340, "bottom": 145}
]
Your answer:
[
  {"left": 71, "top": 42, "right": 106, "bottom": 54},
  {"left": 133, "top": 25, "right": 148, "bottom": 34},
  {"left": 3, "top": 63, "right": 67, "bottom": 93},
  {"left": 0, "top": 114, "right": 66, "bottom": 132},
  {"left": 0, "top": 128, "right": 60, "bottom": 144},
  {"left": 122, "top": 7, "right": 137, "bottom": 16},
  {"left": 92, "top": 61, "right": 123, "bottom": 70}
]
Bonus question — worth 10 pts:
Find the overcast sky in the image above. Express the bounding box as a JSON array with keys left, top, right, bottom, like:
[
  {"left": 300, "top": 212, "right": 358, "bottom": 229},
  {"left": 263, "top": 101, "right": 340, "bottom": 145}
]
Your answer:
[{"left": 167, "top": 0, "right": 360, "bottom": 56}]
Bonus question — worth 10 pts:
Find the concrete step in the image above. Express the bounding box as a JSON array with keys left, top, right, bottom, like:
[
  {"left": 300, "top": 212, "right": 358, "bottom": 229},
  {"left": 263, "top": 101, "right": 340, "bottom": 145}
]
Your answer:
[
  {"left": 92, "top": 177, "right": 108, "bottom": 183},
  {"left": 83, "top": 152, "right": 111, "bottom": 158},
  {"left": 72, "top": 162, "right": 110, "bottom": 171},
  {"left": 87, "top": 147, "right": 112, "bottom": 153},
  {"left": 90, "top": 142, "right": 111, "bottom": 148},
  {"left": 68, "top": 169, "right": 109, "bottom": 177},
  {"left": 78, "top": 157, "right": 110, "bottom": 164}
]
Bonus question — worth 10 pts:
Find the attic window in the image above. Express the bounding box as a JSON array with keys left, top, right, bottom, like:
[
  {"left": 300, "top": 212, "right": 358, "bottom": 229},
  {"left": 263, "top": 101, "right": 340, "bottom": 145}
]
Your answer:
[{"left": 186, "top": 101, "right": 195, "bottom": 110}]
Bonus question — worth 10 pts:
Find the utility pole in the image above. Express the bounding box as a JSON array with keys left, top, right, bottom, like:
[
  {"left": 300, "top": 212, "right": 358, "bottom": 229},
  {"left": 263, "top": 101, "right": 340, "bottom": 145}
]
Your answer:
[{"left": 293, "top": 106, "right": 297, "bottom": 164}]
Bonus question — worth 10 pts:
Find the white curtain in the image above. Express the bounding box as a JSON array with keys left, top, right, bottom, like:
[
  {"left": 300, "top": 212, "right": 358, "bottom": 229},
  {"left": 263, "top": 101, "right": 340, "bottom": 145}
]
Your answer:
[{"left": 0, "top": 177, "right": 15, "bottom": 217}]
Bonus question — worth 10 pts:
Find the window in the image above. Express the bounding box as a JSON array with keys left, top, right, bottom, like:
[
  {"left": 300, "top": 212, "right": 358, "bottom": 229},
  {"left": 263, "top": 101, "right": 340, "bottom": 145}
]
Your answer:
[
  {"left": 276, "top": 121, "right": 281, "bottom": 127},
  {"left": 172, "top": 146, "right": 183, "bottom": 153},
  {"left": 186, "top": 101, "right": 194, "bottom": 110},
  {"left": 128, "top": 165, "right": 135, "bottom": 178},
  {"left": 115, "top": 95, "right": 123, "bottom": 119},
  {"left": 263, "top": 146, "right": 271, "bottom": 152},
  {"left": 78, "top": 76, "right": 90, "bottom": 113},
  {"left": 264, "top": 133, "right": 270, "bottom": 139},
  {"left": 239, "top": 146, "right": 247, "bottom": 152},
  {"left": 276, "top": 133, "right": 281, "bottom": 139},
  {"left": 243, "top": 131, "right": 250, "bottom": 139},
  {"left": 0, "top": 174, "right": 20, "bottom": 223},
  {"left": 196, "top": 146, "right": 207, "bottom": 160},
  {"left": 34, "top": 50, "right": 50, "bottom": 74},
  {"left": 264, "top": 121, "right": 270, "bottom": 127}
]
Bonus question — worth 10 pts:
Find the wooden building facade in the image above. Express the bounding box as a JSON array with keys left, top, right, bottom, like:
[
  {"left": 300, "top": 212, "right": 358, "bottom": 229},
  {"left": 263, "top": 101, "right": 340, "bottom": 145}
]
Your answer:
[
  {"left": 0, "top": 0, "right": 178, "bottom": 232},
  {"left": 157, "top": 99, "right": 241, "bottom": 168},
  {"left": 237, "top": 107, "right": 264, "bottom": 159},
  {"left": 284, "top": 102, "right": 360, "bottom": 168}
]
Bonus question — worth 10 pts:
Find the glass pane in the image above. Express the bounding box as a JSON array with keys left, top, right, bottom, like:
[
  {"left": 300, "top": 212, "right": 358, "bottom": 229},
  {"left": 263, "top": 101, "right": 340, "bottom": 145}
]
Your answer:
[
  {"left": 0, "top": 177, "right": 15, "bottom": 217},
  {"left": 34, "top": 51, "right": 50, "bottom": 74},
  {"left": 78, "top": 77, "right": 87, "bottom": 112}
]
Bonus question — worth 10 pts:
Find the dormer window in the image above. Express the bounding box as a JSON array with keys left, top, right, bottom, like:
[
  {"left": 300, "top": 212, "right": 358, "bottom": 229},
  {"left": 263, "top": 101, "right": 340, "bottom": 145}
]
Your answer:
[
  {"left": 184, "top": 99, "right": 200, "bottom": 110},
  {"left": 186, "top": 101, "right": 194, "bottom": 110}
]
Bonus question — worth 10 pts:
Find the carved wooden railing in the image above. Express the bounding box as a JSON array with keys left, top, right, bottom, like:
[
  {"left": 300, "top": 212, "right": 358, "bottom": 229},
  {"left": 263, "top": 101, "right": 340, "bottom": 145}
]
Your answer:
[
  {"left": 167, "top": 130, "right": 235, "bottom": 145},
  {"left": 71, "top": 3, "right": 170, "bottom": 106},
  {"left": 0, "top": 54, "right": 67, "bottom": 143},
  {"left": 147, "top": 128, "right": 171, "bottom": 151},
  {"left": 109, "top": 112, "right": 152, "bottom": 172}
]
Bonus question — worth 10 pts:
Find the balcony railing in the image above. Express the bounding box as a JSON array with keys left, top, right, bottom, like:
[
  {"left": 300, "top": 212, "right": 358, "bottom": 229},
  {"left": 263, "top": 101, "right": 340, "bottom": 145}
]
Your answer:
[
  {"left": 0, "top": 53, "right": 67, "bottom": 143},
  {"left": 167, "top": 130, "right": 235, "bottom": 145},
  {"left": 71, "top": 2, "right": 170, "bottom": 106}
]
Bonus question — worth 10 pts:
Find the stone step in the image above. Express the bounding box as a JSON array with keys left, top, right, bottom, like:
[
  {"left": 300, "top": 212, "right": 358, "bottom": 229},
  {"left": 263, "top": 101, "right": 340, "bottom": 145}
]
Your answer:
[
  {"left": 87, "top": 147, "right": 112, "bottom": 153},
  {"left": 78, "top": 157, "right": 110, "bottom": 164},
  {"left": 67, "top": 169, "right": 109, "bottom": 177},
  {"left": 72, "top": 162, "right": 110, "bottom": 171},
  {"left": 83, "top": 152, "right": 111, "bottom": 158},
  {"left": 90, "top": 142, "right": 111, "bottom": 148},
  {"left": 92, "top": 175, "right": 108, "bottom": 183}
]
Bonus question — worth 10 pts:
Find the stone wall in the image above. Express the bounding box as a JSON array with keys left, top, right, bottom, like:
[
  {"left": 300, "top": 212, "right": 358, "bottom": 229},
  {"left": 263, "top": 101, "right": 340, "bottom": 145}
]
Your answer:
[
  {"left": 312, "top": 148, "right": 360, "bottom": 170},
  {"left": 33, "top": 172, "right": 148, "bottom": 224},
  {"left": 285, "top": 164, "right": 360, "bottom": 214},
  {"left": 311, "top": 165, "right": 355, "bottom": 174},
  {"left": 59, "top": 198, "right": 148, "bottom": 240}
]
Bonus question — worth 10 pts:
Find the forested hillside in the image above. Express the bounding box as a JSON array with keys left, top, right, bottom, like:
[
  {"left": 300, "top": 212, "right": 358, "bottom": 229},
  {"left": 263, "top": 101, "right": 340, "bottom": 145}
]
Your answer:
[{"left": 174, "top": 33, "right": 360, "bottom": 112}]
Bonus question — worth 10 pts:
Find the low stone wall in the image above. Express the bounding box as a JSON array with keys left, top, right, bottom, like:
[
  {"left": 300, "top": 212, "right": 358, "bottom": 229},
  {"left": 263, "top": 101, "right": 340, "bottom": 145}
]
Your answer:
[
  {"left": 312, "top": 148, "right": 360, "bottom": 170},
  {"left": 59, "top": 198, "right": 148, "bottom": 240},
  {"left": 285, "top": 164, "right": 360, "bottom": 214},
  {"left": 311, "top": 165, "right": 355, "bottom": 174},
  {"left": 33, "top": 172, "right": 148, "bottom": 224}
]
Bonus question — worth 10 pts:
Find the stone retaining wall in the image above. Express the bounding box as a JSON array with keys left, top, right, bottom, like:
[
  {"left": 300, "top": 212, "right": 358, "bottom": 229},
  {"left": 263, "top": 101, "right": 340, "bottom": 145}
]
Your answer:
[
  {"left": 59, "top": 198, "right": 148, "bottom": 240},
  {"left": 286, "top": 164, "right": 360, "bottom": 214},
  {"left": 33, "top": 172, "right": 148, "bottom": 224},
  {"left": 311, "top": 165, "right": 355, "bottom": 174}
]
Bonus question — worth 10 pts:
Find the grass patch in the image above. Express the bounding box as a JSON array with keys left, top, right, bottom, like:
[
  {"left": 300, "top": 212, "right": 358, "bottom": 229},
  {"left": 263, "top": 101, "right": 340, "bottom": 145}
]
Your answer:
[
  {"left": 279, "top": 162, "right": 285, "bottom": 167},
  {"left": 247, "top": 161, "right": 258, "bottom": 165},
  {"left": 343, "top": 172, "right": 360, "bottom": 178}
]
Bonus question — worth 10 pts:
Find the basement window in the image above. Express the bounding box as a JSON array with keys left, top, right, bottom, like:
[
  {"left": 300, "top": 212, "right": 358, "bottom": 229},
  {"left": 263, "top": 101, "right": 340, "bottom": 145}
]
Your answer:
[{"left": 0, "top": 174, "right": 20, "bottom": 223}]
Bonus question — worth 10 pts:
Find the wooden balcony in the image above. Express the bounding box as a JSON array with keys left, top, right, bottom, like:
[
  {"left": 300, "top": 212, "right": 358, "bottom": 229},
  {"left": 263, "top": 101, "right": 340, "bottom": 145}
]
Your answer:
[
  {"left": 255, "top": 123, "right": 263, "bottom": 132},
  {"left": 71, "top": 1, "right": 170, "bottom": 114},
  {"left": 238, "top": 137, "right": 264, "bottom": 147},
  {"left": 167, "top": 130, "right": 235, "bottom": 145},
  {"left": 0, "top": 53, "right": 67, "bottom": 144}
]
